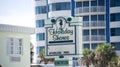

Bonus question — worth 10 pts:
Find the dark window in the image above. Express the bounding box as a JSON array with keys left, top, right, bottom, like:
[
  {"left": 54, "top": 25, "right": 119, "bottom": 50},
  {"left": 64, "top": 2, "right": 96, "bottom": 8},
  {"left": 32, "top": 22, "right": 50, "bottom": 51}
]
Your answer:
[
  {"left": 76, "top": 2, "right": 82, "bottom": 8},
  {"left": 49, "top": 2, "right": 70, "bottom": 11},
  {"left": 36, "top": 33, "right": 45, "bottom": 41},
  {"left": 92, "top": 43, "right": 98, "bottom": 49},
  {"left": 110, "top": 0, "right": 120, "bottom": 7},
  {"left": 111, "top": 42, "right": 120, "bottom": 50},
  {"left": 91, "top": 15, "right": 97, "bottom": 21},
  {"left": 91, "top": 29, "right": 97, "bottom": 35},
  {"left": 111, "top": 28, "right": 120, "bottom": 36},
  {"left": 83, "top": 16, "right": 89, "bottom": 21},
  {"left": 98, "top": 0, "right": 104, "bottom": 6},
  {"left": 35, "top": 6, "right": 46, "bottom": 14},
  {"left": 98, "top": 15, "right": 104, "bottom": 20},
  {"left": 91, "top": 1, "right": 97, "bottom": 6},
  {"left": 83, "top": 44, "right": 90, "bottom": 49},
  {"left": 56, "top": 3, "right": 61, "bottom": 10},
  {"left": 83, "top": 1, "right": 89, "bottom": 7},
  {"left": 98, "top": 29, "right": 105, "bottom": 35},
  {"left": 110, "top": 13, "right": 120, "bottom": 22},
  {"left": 83, "top": 30, "right": 89, "bottom": 35},
  {"left": 36, "top": 20, "right": 44, "bottom": 27}
]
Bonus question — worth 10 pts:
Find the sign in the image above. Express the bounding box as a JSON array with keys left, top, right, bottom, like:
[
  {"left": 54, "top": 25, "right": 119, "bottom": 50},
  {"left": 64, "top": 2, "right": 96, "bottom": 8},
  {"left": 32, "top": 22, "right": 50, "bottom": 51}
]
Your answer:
[
  {"left": 45, "top": 17, "right": 77, "bottom": 56},
  {"left": 54, "top": 60, "right": 69, "bottom": 66},
  {"left": 48, "top": 44, "right": 75, "bottom": 55},
  {"left": 47, "top": 17, "right": 75, "bottom": 44}
]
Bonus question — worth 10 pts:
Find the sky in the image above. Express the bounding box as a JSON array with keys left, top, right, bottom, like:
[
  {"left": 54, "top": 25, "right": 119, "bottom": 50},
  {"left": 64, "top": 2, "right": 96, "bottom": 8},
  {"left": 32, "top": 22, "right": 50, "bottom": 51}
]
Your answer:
[{"left": 0, "top": 0, "right": 35, "bottom": 27}]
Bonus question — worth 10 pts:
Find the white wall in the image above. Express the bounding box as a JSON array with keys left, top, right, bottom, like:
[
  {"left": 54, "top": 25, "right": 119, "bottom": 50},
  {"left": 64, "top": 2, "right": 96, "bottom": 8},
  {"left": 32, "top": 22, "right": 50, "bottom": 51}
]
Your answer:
[{"left": 0, "top": 31, "right": 31, "bottom": 67}]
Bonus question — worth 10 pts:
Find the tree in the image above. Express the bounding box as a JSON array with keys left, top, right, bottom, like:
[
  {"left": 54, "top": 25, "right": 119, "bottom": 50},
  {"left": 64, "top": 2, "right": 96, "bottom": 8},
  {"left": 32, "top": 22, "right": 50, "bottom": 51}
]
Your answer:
[
  {"left": 109, "top": 56, "right": 120, "bottom": 67},
  {"left": 94, "top": 43, "right": 117, "bottom": 67},
  {"left": 30, "top": 43, "right": 34, "bottom": 63},
  {"left": 82, "top": 43, "right": 118, "bottom": 67},
  {"left": 82, "top": 48, "right": 95, "bottom": 67},
  {"left": 38, "top": 48, "right": 45, "bottom": 63}
]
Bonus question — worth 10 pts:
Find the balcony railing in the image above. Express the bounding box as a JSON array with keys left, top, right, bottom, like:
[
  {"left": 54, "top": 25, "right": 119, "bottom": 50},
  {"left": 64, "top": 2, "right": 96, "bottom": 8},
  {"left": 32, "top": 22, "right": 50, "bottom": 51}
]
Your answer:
[
  {"left": 83, "top": 35, "right": 90, "bottom": 41},
  {"left": 91, "top": 35, "right": 105, "bottom": 41},
  {"left": 83, "top": 21, "right": 89, "bottom": 27},
  {"left": 75, "top": 6, "right": 105, "bottom": 14},
  {"left": 83, "top": 35, "right": 105, "bottom": 41},
  {"left": 83, "top": 21, "right": 105, "bottom": 27}
]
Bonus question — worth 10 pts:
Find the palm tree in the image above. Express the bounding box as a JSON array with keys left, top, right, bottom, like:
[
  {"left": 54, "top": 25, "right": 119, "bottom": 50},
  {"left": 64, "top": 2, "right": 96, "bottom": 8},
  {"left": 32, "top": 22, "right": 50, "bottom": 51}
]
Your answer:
[
  {"left": 38, "top": 48, "right": 45, "bottom": 63},
  {"left": 110, "top": 56, "right": 120, "bottom": 67},
  {"left": 82, "top": 48, "right": 95, "bottom": 67},
  {"left": 94, "top": 43, "right": 117, "bottom": 67}
]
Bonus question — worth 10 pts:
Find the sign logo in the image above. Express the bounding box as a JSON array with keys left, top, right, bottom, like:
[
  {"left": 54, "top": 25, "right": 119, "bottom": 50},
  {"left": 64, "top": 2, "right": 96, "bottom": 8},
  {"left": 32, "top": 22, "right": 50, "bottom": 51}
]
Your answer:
[{"left": 56, "top": 17, "right": 66, "bottom": 30}]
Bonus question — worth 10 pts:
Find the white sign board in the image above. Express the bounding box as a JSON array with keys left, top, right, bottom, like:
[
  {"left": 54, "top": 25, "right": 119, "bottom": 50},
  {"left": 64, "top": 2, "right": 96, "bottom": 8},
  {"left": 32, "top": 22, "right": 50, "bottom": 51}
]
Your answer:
[
  {"left": 48, "top": 44, "right": 75, "bottom": 55},
  {"left": 46, "top": 17, "right": 76, "bottom": 56}
]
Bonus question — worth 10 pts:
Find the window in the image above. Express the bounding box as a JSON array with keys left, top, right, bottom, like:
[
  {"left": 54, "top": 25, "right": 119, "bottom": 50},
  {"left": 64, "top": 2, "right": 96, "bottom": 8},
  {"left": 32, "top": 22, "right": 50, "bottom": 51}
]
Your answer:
[
  {"left": 98, "top": 15, "right": 104, "bottom": 20},
  {"left": 83, "top": 30, "right": 89, "bottom": 35},
  {"left": 83, "top": 16, "right": 89, "bottom": 21},
  {"left": 36, "top": 33, "right": 45, "bottom": 41},
  {"left": 110, "top": 13, "right": 120, "bottom": 22},
  {"left": 83, "top": 44, "right": 90, "bottom": 49},
  {"left": 49, "top": 2, "right": 70, "bottom": 11},
  {"left": 36, "top": 20, "right": 44, "bottom": 27},
  {"left": 76, "top": 2, "right": 82, "bottom": 8},
  {"left": 91, "top": 15, "right": 97, "bottom": 21},
  {"left": 111, "top": 28, "right": 120, "bottom": 36},
  {"left": 36, "top": 46, "right": 45, "bottom": 54},
  {"left": 98, "top": 29, "right": 105, "bottom": 35},
  {"left": 91, "top": 1, "right": 97, "bottom": 6},
  {"left": 111, "top": 42, "right": 120, "bottom": 50},
  {"left": 110, "top": 0, "right": 120, "bottom": 7},
  {"left": 92, "top": 43, "right": 98, "bottom": 49},
  {"left": 83, "top": 1, "right": 89, "bottom": 7},
  {"left": 98, "top": 0, "right": 104, "bottom": 6},
  {"left": 91, "top": 29, "right": 97, "bottom": 35},
  {"left": 35, "top": 6, "right": 46, "bottom": 14},
  {"left": 91, "top": 29, "right": 105, "bottom": 35},
  {"left": 7, "top": 37, "right": 22, "bottom": 55}
]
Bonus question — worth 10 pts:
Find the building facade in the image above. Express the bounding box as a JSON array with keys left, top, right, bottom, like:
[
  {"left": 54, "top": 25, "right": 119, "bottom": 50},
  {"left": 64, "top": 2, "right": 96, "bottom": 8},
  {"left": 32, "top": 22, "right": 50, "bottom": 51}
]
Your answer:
[
  {"left": 0, "top": 24, "right": 34, "bottom": 67},
  {"left": 34, "top": 0, "right": 120, "bottom": 64}
]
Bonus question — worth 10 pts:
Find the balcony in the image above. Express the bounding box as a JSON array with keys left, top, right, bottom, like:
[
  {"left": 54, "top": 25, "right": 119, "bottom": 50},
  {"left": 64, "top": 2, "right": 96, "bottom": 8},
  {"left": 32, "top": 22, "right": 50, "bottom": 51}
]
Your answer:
[
  {"left": 83, "top": 21, "right": 89, "bottom": 27},
  {"left": 91, "top": 6, "right": 105, "bottom": 12},
  {"left": 91, "top": 35, "right": 105, "bottom": 41},
  {"left": 83, "top": 21, "right": 105, "bottom": 27},
  {"left": 83, "top": 35, "right": 90, "bottom": 41},
  {"left": 83, "top": 35, "right": 105, "bottom": 41},
  {"left": 91, "top": 21, "right": 105, "bottom": 27},
  {"left": 75, "top": 6, "right": 105, "bottom": 14}
]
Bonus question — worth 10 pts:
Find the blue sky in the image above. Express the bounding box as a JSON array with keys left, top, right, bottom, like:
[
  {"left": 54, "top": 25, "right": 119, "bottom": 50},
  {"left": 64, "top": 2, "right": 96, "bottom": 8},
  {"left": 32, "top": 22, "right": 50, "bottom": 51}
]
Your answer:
[{"left": 0, "top": 0, "right": 35, "bottom": 27}]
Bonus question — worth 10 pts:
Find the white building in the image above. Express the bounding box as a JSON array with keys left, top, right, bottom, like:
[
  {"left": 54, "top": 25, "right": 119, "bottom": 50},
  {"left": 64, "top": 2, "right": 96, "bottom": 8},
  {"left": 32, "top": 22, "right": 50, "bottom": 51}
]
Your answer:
[
  {"left": 34, "top": 0, "right": 120, "bottom": 64},
  {"left": 0, "top": 24, "right": 34, "bottom": 67}
]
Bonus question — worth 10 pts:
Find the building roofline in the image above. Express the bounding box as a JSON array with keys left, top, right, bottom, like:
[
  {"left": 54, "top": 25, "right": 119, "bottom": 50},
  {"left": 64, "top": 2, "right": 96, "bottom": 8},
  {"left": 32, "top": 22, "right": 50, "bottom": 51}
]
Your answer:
[{"left": 0, "top": 24, "right": 35, "bottom": 34}]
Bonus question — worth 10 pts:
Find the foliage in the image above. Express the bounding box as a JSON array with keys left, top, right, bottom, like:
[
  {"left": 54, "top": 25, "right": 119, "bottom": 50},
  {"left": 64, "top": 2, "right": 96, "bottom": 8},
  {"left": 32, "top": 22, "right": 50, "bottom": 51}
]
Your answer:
[
  {"left": 82, "top": 43, "right": 119, "bottom": 67},
  {"left": 82, "top": 48, "right": 94, "bottom": 67},
  {"left": 38, "top": 48, "right": 45, "bottom": 58}
]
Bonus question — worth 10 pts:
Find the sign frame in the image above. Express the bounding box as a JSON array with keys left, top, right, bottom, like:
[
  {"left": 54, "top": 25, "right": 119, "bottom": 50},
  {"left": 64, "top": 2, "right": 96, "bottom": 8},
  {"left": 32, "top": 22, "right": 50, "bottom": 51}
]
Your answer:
[{"left": 45, "top": 17, "right": 77, "bottom": 56}]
